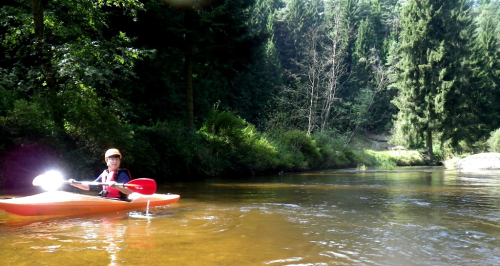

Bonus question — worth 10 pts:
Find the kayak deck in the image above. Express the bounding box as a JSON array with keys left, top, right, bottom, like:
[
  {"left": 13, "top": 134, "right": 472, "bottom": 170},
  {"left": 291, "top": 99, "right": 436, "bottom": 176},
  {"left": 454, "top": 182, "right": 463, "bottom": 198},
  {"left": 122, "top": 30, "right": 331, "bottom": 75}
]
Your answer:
[{"left": 0, "top": 191, "right": 180, "bottom": 216}]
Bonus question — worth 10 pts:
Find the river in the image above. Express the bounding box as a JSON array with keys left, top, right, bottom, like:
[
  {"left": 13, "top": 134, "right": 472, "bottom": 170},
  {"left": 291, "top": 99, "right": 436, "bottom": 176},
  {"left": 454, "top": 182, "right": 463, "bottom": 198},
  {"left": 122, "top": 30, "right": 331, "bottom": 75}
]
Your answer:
[{"left": 1, "top": 166, "right": 500, "bottom": 265}]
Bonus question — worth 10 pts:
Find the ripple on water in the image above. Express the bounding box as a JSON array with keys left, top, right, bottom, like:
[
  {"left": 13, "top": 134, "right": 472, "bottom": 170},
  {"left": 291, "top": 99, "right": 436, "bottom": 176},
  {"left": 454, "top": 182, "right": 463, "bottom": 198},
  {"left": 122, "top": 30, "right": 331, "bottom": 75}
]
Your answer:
[{"left": 3, "top": 168, "right": 500, "bottom": 266}]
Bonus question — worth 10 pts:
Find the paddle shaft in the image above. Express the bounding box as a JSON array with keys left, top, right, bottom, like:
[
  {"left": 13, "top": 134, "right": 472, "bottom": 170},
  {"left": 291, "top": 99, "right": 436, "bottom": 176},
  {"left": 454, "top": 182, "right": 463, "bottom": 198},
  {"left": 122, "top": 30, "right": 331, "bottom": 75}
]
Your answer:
[
  {"left": 70, "top": 180, "right": 134, "bottom": 195},
  {"left": 69, "top": 178, "right": 157, "bottom": 195},
  {"left": 70, "top": 180, "right": 127, "bottom": 187},
  {"left": 32, "top": 174, "right": 157, "bottom": 195}
]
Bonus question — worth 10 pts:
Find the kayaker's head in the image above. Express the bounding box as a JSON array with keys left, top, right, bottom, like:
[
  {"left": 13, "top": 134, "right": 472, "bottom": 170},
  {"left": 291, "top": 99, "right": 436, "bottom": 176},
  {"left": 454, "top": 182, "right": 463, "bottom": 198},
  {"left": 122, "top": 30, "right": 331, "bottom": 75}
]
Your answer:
[{"left": 105, "top": 148, "right": 122, "bottom": 171}]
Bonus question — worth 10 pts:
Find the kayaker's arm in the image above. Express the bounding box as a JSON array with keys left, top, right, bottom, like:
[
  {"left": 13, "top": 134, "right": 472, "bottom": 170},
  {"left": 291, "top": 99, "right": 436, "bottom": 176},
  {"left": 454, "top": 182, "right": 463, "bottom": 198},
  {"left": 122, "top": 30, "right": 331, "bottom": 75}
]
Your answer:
[
  {"left": 69, "top": 180, "right": 132, "bottom": 194},
  {"left": 68, "top": 179, "right": 90, "bottom": 191},
  {"left": 109, "top": 181, "right": 133, "bottom": 194},
  {"left": 110, "top": 170, "right": 133, "bottom": 194}
]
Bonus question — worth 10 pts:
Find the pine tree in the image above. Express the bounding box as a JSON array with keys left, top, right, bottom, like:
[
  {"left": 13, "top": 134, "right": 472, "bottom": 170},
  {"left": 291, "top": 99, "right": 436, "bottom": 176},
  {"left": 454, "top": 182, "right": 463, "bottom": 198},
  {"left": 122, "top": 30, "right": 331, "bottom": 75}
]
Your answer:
[
  {"left": 469, "top": 0, "right": 500, "bottom": 136},
  {"left": 392, "top": 0, "right": 474, "bottom": 159},
  {"left": 352, "top": 18, "right": 376, "bottom": 92},
  {"left": 275, "top": 0, "right": 318, "bottom": 74},
  {"left": 229, "top": 0, "right": 284, "bottom": 124}
]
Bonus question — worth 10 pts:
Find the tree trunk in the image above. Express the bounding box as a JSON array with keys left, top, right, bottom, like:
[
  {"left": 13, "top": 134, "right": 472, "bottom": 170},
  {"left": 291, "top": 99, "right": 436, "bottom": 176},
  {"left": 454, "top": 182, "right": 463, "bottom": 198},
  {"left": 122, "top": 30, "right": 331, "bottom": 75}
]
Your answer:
[
  {"left": 306, "top": 27, "right": 321, "bottom": 136},
  {"left": 306, "top": 80, "right": 316, "bottom": 136},
  {"left": 184, "top": 9, "right": 194, "bottom": 130},
  {"left": 32, "top": 0, "right": 43, "bottom": 40},
  {"left": 320, "top": 6, "right": 345, "bottom": 131},
  {"left": 426, "top": 128, "right": 433, "bottom": 161},
  {"left": 320, "top": 29, "right": 339, "bottom": 131}
]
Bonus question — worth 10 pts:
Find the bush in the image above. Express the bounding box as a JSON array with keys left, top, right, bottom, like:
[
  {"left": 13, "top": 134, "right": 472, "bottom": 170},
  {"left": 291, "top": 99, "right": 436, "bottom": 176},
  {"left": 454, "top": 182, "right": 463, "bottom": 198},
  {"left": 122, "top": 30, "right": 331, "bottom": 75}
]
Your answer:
[
  {"left": 198, "top": 110, "right": 283, "bottom": 175},
  {"left": 198, "top": 110, "right": 250, "bottom": 175},
  {"left": 239, "top": 127, "right": 281, "bottom": 173},
  {"left": 377, "top": 158, "right": 397, "bottom": 170},
  {"left": 312, "top": 131, "right": 351, "bottom": 168},
  {"left": 129, "top": 121, "right": 204, "bottom": 180},
  {"left": 199, "top": 110, "right": 247, "bottom": 145},
  {"left": 487, "top": 128, "right": 500, "bottom": 152},
  {"left": 279, "top": 130, "right": 322, "bottom": 169}
]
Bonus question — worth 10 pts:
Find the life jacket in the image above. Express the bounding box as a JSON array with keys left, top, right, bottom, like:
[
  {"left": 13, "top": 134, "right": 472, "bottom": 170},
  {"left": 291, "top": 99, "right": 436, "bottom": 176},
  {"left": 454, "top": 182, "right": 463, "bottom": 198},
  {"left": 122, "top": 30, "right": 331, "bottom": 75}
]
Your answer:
[{"left": 100, "top": 169, "right": 131, "bottom": 199}]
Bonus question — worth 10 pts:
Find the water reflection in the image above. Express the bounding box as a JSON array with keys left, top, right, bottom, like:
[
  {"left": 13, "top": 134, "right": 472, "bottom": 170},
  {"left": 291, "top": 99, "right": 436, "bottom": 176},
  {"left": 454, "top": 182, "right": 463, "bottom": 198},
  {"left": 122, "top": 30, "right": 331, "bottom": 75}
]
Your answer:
[{"left": 1, "top": 167, "right": 500, "bottom": 265}]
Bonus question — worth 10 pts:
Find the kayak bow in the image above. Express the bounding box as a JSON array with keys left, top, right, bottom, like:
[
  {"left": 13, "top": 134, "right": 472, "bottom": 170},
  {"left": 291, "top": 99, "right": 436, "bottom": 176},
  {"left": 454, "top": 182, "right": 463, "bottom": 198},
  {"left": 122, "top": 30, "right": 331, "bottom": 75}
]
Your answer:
[{"left": 0, "top": 191, "right": 180, "bottom": 216}]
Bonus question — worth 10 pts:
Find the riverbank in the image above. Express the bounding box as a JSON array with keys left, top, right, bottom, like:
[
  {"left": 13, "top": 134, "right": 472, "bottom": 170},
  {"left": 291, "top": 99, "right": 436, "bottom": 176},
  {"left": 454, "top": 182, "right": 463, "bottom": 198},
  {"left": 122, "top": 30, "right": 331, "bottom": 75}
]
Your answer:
[
  {"left": 356, "top": 149, "right": 426, "bottom": 170},
  {"left": 0, "top": 111, "right": 430, "bottom": 188},
  {"left": 452, "top": 152, "right": 500, "bottom": 171}
]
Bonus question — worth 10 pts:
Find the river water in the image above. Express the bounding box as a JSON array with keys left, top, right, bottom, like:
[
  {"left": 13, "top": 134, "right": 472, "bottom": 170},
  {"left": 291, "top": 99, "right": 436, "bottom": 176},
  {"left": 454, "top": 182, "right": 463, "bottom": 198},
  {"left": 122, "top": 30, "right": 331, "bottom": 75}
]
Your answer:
[{"left": 1, "top": 166, "right": 500, "bottom": 265}]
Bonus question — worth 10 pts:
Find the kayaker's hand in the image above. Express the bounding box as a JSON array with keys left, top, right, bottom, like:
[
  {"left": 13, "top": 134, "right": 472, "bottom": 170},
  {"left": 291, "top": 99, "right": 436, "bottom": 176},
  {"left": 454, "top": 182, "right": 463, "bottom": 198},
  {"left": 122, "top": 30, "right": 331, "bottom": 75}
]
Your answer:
[
  {"left": 108, "top": 181, "right": 117, "bottom": 187},
  {"left": 68, "top": 179, "right": 75, "bottom": 184}
]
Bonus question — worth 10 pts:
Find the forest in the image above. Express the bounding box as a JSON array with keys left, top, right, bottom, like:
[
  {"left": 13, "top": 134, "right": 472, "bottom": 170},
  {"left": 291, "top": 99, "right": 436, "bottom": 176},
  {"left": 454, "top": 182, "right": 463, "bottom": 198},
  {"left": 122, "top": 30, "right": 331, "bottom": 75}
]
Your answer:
[{"left": 1, "top": 0, "right": 500, "bottom": 188}]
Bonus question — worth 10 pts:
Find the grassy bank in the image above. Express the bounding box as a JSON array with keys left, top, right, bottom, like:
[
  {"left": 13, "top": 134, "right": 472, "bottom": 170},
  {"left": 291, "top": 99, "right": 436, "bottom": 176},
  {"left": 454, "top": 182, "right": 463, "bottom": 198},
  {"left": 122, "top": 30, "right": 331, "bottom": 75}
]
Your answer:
[
  {"left": 151, "top": 110, "right": 429, "bottom": 179},
  {"left": 356, "top": 150, "right": 426, "bottom": 170}
]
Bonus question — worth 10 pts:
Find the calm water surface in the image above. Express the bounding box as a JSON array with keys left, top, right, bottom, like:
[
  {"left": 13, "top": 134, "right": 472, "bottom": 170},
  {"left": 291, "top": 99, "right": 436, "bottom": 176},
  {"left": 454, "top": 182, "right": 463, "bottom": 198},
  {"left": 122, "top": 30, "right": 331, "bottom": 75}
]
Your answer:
[{"left": 1, "top": 167, "right": 500, "bottom": 265}]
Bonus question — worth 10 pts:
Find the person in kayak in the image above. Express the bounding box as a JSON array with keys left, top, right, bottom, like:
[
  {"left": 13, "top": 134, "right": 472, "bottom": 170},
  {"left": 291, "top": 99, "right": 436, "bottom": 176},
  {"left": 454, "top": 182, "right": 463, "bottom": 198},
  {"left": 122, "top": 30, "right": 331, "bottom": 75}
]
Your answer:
[{"left": 69, "top": 148, "right": 132, "bottom": 200}]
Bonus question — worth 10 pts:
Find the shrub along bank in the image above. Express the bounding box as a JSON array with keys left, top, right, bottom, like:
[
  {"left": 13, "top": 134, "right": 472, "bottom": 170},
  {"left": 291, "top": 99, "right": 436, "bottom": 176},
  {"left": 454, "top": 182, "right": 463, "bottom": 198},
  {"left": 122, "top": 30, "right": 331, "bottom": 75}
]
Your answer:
[
  {"left": 0, "top": 110, "right": 427, "bottom": 189},
  {"left": 127, "top": 110, "right": 427, "bottom": 181}
]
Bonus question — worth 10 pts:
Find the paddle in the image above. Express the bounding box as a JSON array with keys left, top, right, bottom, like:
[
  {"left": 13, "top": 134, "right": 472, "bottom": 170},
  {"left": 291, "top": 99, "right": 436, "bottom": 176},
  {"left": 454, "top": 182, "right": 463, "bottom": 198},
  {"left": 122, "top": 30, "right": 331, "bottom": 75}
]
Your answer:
[{"left": 32, "top": 173, "right": 157, "bottom": 195}]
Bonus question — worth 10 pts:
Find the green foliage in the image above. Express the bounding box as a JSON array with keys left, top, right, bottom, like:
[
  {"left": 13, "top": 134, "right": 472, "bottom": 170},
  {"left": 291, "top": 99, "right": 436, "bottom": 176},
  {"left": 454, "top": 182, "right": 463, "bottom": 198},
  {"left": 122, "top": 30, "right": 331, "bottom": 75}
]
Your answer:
[
  {"left": 243, "top": 129, "right": 281, "bottom": 171},
  {"left": 0, "top": 69, "right": 18, "bottom": 115},
  {"left": 377, "top": 159, "right": 396, "bottom": 170},
  {"left": 487, "top": 128, "right": 500, "bottom": 152},
  {"left": 363, "top": 149, "right": 424, "bottom": 169},
  {"left": 0, "top": 99, "right": 54, "bottom": 137},
  {"left": 277, "top": 0, "right": 316, "bottom": 70},
  {"left": 388, "top": 117, "right": 423, "bottom": 149},
  {"left": 357, "top": 163, "right": 367, "bottom": 171},
  {"left": 468, "top": 0, "right": 500, "bottom": 137},
  {"left": 352, "top": 18, "right": 375, "bottom": 80},
  {"left": 311, "top": 131, "right": 351, "bottom": 168},
  {"left": 198, "top": 110, "right": 282, "bottom": 175},
  {"left": 126, "top": 121, "right": 203, "bottom": 180},
  {"left": 279, "top": 130, "right": 322, "bottom": 169},
  {"left": 200, "top": 110, "right": 247, "bottom": 144},
  {"left": 1, "top": 0, "right": 496, "bottom": 185},
  {"left": 194, "top": 111, "right": 359, "bottom": 175},
  {"left": 229, "top": 3, "right": 283, "bottom": 124},
  {"left": 391, "top": 0, "right": 475, "bottom": 157},
  {"left": 197, "top": 110, "right": 247, "bottom": 175},
  {"left": 62, "top": 85, "right": 133, "bottom": 155}
]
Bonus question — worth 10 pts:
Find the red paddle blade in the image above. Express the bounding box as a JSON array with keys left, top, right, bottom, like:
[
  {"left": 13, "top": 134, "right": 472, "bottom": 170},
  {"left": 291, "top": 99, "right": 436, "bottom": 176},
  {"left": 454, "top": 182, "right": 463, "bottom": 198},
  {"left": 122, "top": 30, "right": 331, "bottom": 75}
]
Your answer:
[{"left": 123, "top": 178, "right": 157, "bottom": 195}]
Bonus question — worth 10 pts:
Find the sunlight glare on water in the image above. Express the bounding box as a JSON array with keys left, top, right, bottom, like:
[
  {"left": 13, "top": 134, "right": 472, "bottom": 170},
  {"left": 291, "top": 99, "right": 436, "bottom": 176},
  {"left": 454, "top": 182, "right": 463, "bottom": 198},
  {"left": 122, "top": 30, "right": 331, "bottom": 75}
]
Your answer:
[{"left": 1, "top": 167, "right": 500, "bottom": 265}]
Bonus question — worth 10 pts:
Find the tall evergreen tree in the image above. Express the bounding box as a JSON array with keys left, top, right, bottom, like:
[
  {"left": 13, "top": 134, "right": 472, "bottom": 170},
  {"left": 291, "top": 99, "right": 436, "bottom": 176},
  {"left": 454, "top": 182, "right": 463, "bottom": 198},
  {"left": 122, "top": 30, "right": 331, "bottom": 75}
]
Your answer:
[
  {"left": 352, "top": 18, "right": 376, "bottom": 91},
  {"left": 392, "top": 0, "right": 473, "bottom": 158},
  {"left": 275, "top": 0, "right": 318, "bottom": 74},
  {"left": 339, "top": 0, "right": 398, "bottom": 135},
  {"left": 229, "top": 0, "right": 284, "bottom": 124},
  {"left": 469, "top": 0, "right": 500, "bottom": 135}
]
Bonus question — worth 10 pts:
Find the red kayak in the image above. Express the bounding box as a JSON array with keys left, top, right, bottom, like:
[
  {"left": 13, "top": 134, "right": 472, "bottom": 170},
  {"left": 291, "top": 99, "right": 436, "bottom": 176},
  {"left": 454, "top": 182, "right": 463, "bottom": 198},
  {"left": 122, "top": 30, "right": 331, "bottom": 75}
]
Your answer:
[{"left": 0, "top": 191, "right": 180, "bottom": 216}]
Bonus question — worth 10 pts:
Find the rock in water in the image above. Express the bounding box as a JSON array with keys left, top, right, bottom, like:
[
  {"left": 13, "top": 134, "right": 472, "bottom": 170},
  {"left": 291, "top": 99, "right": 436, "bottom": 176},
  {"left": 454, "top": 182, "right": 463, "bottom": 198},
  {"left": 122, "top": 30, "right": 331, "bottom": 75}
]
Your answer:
[{"left": 455, "top": 153, "right": 500, "bottom": 171}]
